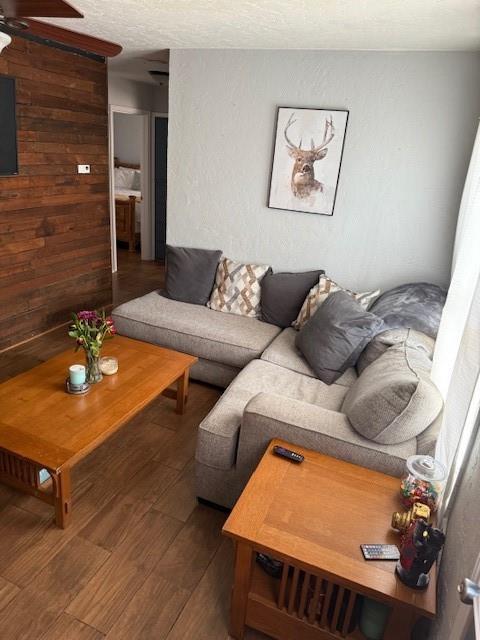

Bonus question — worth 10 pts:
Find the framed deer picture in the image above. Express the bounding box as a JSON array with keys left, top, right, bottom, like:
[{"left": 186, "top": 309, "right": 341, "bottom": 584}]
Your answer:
[{"left": 268, "top": 107, "right": 349, "bottom": 216}]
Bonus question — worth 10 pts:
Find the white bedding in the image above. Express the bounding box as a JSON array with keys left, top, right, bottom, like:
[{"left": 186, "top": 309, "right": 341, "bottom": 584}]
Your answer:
[
  {"left": 115, "top": 165, "right": 142, "bottom": 233},
  {"left": 115, "top": 188, "right": 142, "bottom": 231}
]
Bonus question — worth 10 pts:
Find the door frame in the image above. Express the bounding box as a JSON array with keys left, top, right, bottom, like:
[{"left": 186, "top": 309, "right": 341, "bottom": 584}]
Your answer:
[
  {"left": 108, "top": 104, "right": 152, "bottom": 272},
  {"left": 151, "top": 112, "right": 168, "bottom": 261}
]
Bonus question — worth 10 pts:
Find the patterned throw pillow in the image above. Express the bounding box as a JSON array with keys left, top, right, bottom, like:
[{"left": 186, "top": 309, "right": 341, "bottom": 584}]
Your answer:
[
  {"left": 292, "top": 274, "right": 380, "bottom": 330},
  {"left": 208, "top": 258, "right": 271, "bottom": 318}
]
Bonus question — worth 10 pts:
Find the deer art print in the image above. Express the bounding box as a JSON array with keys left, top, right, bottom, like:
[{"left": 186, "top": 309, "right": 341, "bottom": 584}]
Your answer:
[{"left": 284, "top": 112, "right": 335, "bottom": 199}]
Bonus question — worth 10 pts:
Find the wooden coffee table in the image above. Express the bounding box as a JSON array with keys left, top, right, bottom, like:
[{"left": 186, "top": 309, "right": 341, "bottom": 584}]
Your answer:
[
  {"left": 223, "top": 439, "right": 436, "bottom": 640},
  {"left": 0, "top": 336, "right": 197, "bottom": 529}
]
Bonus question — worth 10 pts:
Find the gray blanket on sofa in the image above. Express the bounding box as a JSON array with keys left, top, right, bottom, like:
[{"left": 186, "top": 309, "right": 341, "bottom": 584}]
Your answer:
[{"left": 369, "top": 282, "right": 447, "bottom": 338}]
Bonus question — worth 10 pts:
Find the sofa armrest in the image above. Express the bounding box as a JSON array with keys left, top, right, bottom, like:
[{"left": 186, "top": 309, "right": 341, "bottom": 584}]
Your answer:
[{"left": 237, "top": 392, "right": 351, "bottom": 476}]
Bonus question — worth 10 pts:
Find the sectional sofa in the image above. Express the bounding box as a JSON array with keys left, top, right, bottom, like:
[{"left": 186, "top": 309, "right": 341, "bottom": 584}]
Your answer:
[{"left": 112, "top": 290, "right": 443, "bottom": 509}]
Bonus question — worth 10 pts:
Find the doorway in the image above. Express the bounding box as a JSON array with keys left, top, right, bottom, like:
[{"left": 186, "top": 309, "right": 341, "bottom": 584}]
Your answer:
[{"left": 108, "top": 105, "right": 152, "bottom": 272}]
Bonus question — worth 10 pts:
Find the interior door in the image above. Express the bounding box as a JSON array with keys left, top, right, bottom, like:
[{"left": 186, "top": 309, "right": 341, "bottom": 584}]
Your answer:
[
  {"left": 455, "top": 554, "right": 480, "bottom": 640},
  {"left": 154, "top": 116, "right": 168, "bottom": 262}
]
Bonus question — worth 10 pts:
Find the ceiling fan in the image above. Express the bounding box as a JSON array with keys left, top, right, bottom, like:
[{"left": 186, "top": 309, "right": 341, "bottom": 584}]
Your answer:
[{"left": 0, "top": 0, "right": 122, "bottom": 57}]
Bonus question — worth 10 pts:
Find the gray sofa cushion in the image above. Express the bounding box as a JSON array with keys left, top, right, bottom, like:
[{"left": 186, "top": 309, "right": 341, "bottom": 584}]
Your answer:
[
  {"left": 261, "top": 270, "right": 324, "bottom": 328},
  {"left": 240, "top": 393, "right": 417, "bottom": 479},
  {"left": 295, "top": 292, "right": 384, "bottom": 385},
  {"left": 261, "top": 328, "right": 357, "bottom": 387},
  {"left": 343, "top": 343, "right": 443, "bottom": 444},
  {"left": 368, "top": 282, "right": 447, "bottom": 339},
  {"left": 191, "top": 358, "right": 240, "bottom": 388},
  {"left": 357, "top": 328, "right": 435, "bottom": 375},
  {"left": 165, "top": 245, "right": 222, "bottom": 305},
  {"left": 112, "top": 291, "right": 281, "bottom": 369},
  {"left": 196, "top": 359, "right": 350, "bottom": 470}
]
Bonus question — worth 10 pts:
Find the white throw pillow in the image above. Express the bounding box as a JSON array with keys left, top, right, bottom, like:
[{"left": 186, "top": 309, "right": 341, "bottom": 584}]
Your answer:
[
  {"left": 114, "top": 166, "right": 136, "bottom": 189},
  {"left": 292, "top": 274, "right": 380, "bottom": 330},
  {"left": 208, "top": 257, "right": 271, "bottom": 318},
  {"left": 132, "top": 170, "right": 141, "bottom": 191}
]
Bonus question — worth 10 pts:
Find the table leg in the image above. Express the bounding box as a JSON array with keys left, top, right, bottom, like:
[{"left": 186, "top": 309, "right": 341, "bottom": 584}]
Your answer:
[
  {"left": 176, "top": 369, "right": 189, "bottom": 415},
  {"left": 52, "top": 468, "right": 72, "bottom": 529},
  {"left": 230, "top": 542, "right": 254, "bottom": 640}
]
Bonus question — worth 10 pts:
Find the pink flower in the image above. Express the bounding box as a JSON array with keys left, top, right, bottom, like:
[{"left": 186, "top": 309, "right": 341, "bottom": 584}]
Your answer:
[{"left": 77, "top": 310, "right": 98, "bottom": 322}]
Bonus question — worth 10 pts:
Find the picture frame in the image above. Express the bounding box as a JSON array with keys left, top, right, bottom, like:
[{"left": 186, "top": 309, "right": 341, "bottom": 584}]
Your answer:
[{"left": 268, "top": 106, "right": 349, "bottom": 216}]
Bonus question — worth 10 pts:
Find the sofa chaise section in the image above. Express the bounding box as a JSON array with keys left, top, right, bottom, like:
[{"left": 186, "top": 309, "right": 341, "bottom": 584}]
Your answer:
[
  {"left": 195, "top": 350, "right": 439, "bottom": 508},
  {"left": 112, "top": 291, "right": 281, "bottom": 387},
  {"left": 194, "top": 358, "right": 413, "bottom": 508}
]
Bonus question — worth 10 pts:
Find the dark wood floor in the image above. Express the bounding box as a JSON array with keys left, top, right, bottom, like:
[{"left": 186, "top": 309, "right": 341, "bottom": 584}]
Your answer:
[
  {"left": 113, "top": 248, "right": 165, "bottom": 307},
  {"left": 0, "top": 253, "right": 267, "bottom": 640}
]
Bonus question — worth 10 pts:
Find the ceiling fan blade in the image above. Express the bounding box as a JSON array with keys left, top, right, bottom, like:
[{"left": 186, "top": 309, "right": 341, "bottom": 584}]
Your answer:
[
  {"left": 22, "top": 18, "right": 122, "bottom": 57},
  {"left": 0, "top": 0, "right": 83, "bottom": 18}
]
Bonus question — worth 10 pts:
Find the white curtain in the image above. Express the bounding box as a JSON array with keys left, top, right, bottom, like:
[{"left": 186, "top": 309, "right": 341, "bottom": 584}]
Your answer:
[{"left": 431, "top": 121, "right": 480, "bottom": 489}]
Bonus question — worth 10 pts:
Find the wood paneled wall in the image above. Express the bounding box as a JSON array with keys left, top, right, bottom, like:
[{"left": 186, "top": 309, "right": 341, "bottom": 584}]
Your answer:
[{"left": 0, "top": 35, "right": 111, "bottom": 351}]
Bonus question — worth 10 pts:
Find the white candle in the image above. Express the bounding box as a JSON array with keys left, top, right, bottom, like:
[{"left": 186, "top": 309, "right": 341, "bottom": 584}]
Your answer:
[
  {"left": 69, "top": 364, "right": 86, "bottom": 386},
  {"left": 99, "top": 356, "right": 118, "bottom": 376}
]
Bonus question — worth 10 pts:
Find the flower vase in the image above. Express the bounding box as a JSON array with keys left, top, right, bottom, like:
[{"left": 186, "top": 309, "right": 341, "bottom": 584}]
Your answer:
[{"left": 85, "top": 351, "right": 103, "bottom": 384}]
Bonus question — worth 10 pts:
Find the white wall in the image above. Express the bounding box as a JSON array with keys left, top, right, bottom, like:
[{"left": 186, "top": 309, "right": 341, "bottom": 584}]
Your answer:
[
  {"left": 113, "top": 113, "right": 143, "bottom": 166},
  {"left": 108, "top": 74, "right": 154, "bottom": 111},
  {"left": 167, "top": 50, "right": 480, "bottom": 291}
]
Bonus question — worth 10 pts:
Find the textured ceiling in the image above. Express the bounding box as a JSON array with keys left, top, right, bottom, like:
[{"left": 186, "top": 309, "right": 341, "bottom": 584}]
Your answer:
[{"left": 45, "top": 0, "right": 480, "bottom": 80}]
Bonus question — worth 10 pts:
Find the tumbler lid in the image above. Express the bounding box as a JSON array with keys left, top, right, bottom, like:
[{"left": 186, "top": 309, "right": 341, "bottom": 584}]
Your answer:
[{"left": 406, "top": 455, "right": 447, "bottom": 482}]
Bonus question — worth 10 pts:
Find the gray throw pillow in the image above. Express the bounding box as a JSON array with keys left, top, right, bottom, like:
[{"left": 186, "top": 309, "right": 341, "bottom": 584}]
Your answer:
[
  {"left": 165, "top": 245, "right": 222, "bottom": 305},
  {"left": 343, "top": 343, "right": 443, "bottom": 444},
  {"left": 295, "top": 291, "right": 384, "bottom": 385},
  {"left": 261, "top": 270, "right": 324, "bottom": 328},
  {"left": 368, "top": 282, "right": 447, "bottom": 338}
]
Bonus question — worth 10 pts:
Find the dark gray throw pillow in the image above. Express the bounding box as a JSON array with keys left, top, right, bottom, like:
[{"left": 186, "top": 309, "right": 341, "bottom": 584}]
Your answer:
[
  {"left": 261, "top": 269, "right": 324, "bottom": 328},
  {"left": 295, "top": 291, "right": 384, "bottom": 385},
  {"left": 368, "top": 282, "right": 447, "bottom": 338},
  {"left": 165, "top": 245, "right": 222, "bottom": 305}
]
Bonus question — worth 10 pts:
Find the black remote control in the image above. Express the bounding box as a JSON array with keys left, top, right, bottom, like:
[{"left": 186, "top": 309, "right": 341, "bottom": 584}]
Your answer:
[{"left": 272, "top": 445, "right": 304, "bottom": 463}]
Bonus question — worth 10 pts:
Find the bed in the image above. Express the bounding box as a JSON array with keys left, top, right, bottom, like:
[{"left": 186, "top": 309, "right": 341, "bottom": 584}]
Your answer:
[{"left": 114, "top": 159, "right": 142, "bottom": 251}]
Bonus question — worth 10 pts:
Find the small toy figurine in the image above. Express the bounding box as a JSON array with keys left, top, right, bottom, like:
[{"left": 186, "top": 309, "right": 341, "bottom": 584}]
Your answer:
[
  {"left": 391, "top": 502, "right": 431, "bottom": 534},
  {"left": 396, "top": 519, "right": 445, "bottom": 589}
]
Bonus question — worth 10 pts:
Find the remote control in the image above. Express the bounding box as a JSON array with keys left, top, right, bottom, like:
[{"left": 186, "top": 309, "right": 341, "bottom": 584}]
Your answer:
[
  {"left": 272, "top": 445, "right": 304, "bottom": 463},
  {"left": 360, "top": 544, "right": 400, "bottom": 561}
]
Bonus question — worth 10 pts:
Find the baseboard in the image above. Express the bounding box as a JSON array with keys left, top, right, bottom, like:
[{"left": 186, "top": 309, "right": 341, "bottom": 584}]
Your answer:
[
  {"left": 197, "top": 497, "right": 231, "bottom": 514},
  {"left": 0, "top": 321, "right": 70, "bottom": 354},
  {"left": 0, "top": 304, "right": 115, "bottom": 354}
]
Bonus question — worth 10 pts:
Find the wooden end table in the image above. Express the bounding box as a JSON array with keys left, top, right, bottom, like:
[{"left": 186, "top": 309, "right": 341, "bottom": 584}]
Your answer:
[
  {"left": 223, "top": 439, "right": 436, "bottom": 640},
  {"left": 0, "top": 336, "right": 197, "bottom": 528}
]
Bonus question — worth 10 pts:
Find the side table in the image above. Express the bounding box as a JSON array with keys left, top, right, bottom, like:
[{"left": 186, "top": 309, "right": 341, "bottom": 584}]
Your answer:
[{"left": 222, "top": 440, "right": 436, "bottom": 640}]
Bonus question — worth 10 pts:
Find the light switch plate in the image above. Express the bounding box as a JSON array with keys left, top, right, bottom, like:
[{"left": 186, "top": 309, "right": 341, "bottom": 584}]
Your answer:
[{"left": 77, "top": 164, "right": 91, "bottom": 174}]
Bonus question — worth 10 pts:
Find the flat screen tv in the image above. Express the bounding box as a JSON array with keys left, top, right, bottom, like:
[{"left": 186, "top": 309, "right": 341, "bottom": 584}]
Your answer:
[{"left": 0, "top": 75, "right": 18, "bottom": 176}]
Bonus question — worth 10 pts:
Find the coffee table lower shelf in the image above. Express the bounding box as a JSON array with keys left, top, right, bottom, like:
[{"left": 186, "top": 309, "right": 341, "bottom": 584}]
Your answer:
[{"left": 233, "top": 545, "right": 419, "bottom": 640}]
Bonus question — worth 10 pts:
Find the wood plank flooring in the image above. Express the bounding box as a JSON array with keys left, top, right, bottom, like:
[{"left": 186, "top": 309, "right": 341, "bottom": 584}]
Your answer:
[
  {"left": 0, "top": 255, "right": 268, "bottom": 639},
  {"left": 112, "top": 249, "right": 165, "bottom": 307}
]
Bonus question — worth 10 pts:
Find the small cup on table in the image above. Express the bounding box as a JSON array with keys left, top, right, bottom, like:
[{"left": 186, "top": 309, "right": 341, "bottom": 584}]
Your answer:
[{"left": 69, "top": 364, "right": 86, "bottom": 387}]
